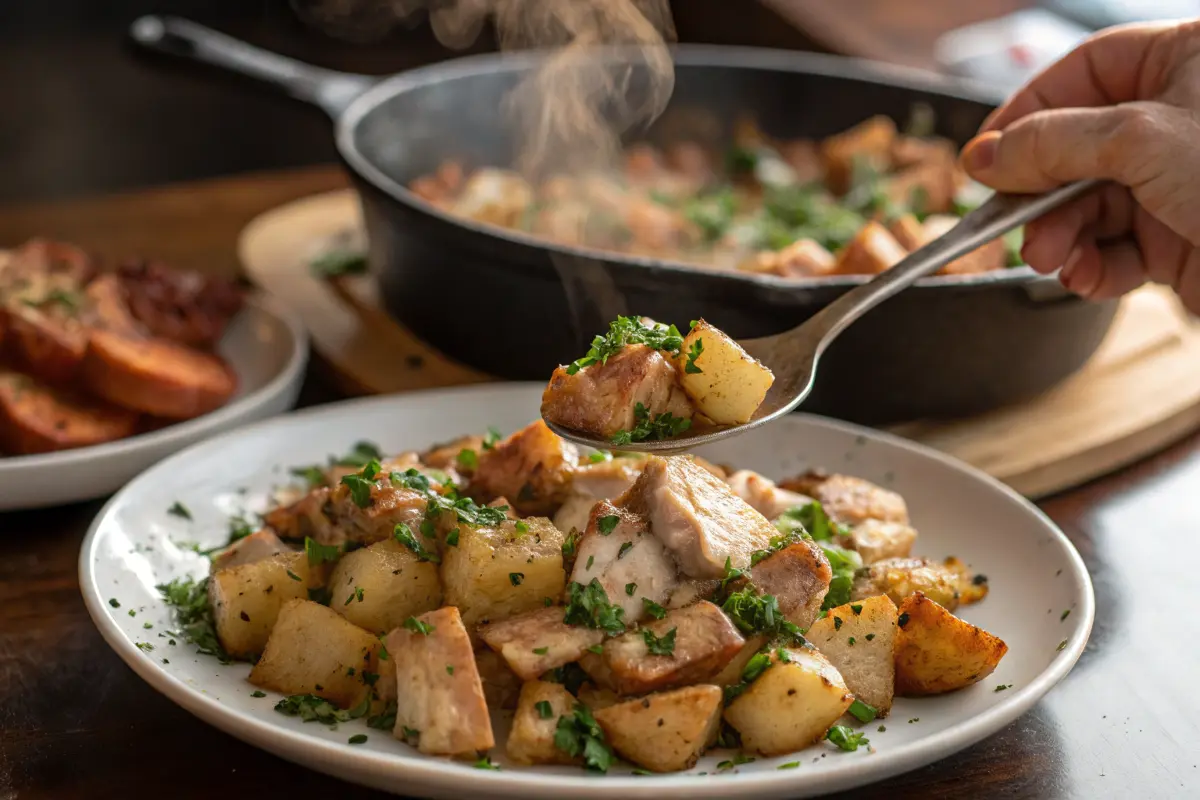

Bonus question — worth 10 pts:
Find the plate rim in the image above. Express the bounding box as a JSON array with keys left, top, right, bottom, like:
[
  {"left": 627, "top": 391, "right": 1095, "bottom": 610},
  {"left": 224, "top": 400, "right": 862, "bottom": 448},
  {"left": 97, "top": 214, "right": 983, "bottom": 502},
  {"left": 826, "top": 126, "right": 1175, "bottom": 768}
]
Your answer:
[
  {"left": 0, "top": 292, "right": 310, "bottom": 474},
  {"left": 79, "top": 383, "right": 1095, "bottom": 798}
]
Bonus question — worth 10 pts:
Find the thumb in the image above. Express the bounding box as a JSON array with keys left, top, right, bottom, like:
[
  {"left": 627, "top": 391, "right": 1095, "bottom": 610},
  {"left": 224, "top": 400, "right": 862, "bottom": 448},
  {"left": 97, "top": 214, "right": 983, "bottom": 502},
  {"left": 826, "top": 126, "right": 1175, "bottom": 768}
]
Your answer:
[{"left": 960, "top": 103, "right": 1169, "bottom": 193}]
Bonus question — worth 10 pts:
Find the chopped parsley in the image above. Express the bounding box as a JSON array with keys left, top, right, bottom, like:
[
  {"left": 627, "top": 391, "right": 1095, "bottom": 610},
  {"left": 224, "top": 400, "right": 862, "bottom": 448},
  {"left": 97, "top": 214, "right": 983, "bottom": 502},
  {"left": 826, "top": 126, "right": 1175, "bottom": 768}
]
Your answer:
[
  {"left": 642, "top": 627, "right": 677, "bottom": 656},
  {"left": 286, "top": 569, "right": 303, "bottom": 582},
  {"left": 1057, "top": 639, "right": 1068, "bottom": 652},
  {"left": 586, "top": 556, "right": 594, "bottom": 570},
  {"left": 1061, "top": 609, "right": 1071, "bottom": 621},
  {"left": 392, "top": 468, "right": 508, "bottom": 528},
  {"left": 561, "top": 529, "right": 581, "bottom": 561},
  {"left": 482, "top": 427, "right": 502, "bottom": 450},
  {"left": 394, "top": 523, "right": 440, "bottom": 563},
  {"left": 367, "top": 701, "right": 398, "bottom": 729},
  {"left": 340, "top": 459, "right": 382, "bottom": 508},
  {"left": 848, "top": 699, "right": 877, "bottom": 723},
  {"left": 721, "top": 586, "right": 804, "bottom": 643},
  {"left": 251, "top": 690, "right": 266, "bottom": 698},
  {"left": 778, "top": 762, "right": 801, "bottom": 770},
  {"left": 617, "top": 542, "right": 633, "bottom": 560},
  {"left": 275, "top": 693, "right": 369, "bottom": 725},
  {"left": 445, "top": 665, "right": 454, "bottom": 675},
  {"left": 535, "top": 700, "right": 554, "bottom": 719},
  {"left": 826, "top": 725, "right": 869, "bottom": 752},
  {"left": 833, "top": 617, "right": 843, "bottom": 631},
  {"left": 108, "top": 598, "right": 121, "bottom": 608},
  {"left": 995, "top": 684, "right": 1012, "bottom": 692},
  {"left": 641, "top": 598, "right": 667, "bottom": 620},
  {"left": 554, "top": 704, "right": 616, "bottom": 772},
  {"left": 610, "top": 403, "right": 691, "bottom": 445},
  {"left": 542, "top": 663, "right": 589, "bottom": 694},
  {"left": 716, "top": 753, "right": 755, "bottom": 771},
  {"left": 820, "top": 542, "right": 862, "bottom": 610},
  {"left": 457, "top": 448, "right": 479, "bottom": 471},
  {"left": 404, "top": 616, "right": 434, "bottom": 636},
  {"left": 344, "top": 586, "right": 364, "bottom": 605},
  {"left": 305, "top": 536, "right": 342, "bottom": 566},
  {"left": 514, "top": 520, "right": 529, "bottom": 535},
  {"left": 348, "top": 733, "right": 368, "bottom": 745},
  {"left": 445, "top": 528, "right": 460, "bottom": 547},
  {"left": 625, "top": 582, "right": 637, "bottom": 596},
  {"left": 597, "top": 515, "right": 620, "bottom": 535},
  {"left": 683, "top": 338, "right": 704, "bottom": 374},
  {"left": 898, "top": 612, "right": 911, "bottom": 628},
  {"left": 135, "top": 642, "right": 154, "bottom": 652},
  {"left": 157, "top": 576, "right": 228, "bottom": 662},
  {"left": 509, "top": 573, "right": 525, "bottom": 586},
  {"left": 850, "top": 604, "right": 863, "bottom": 615},
  {"left": 167, "top": 501, "right": 192, "bottom": 520},
  {"left": 586, "top": 644, "right": 604, "bottom": 654},
  {"left": 290, "top": 465, "right": 327, "bottom": 489},
  {"left": 588, "top": 450, "right": 613, "bottom": 463},
  {"left": 566, "top": 316, "right": 684, "bottom": 375},
  {"left": 311, "top": 249, "right": 367, "bottom": 278},
  {"left": 563, "top": 579, "right": 626, "bottom": 635},
  {"left": 473, "top": 755, "right": 501, "bottom": 770}
]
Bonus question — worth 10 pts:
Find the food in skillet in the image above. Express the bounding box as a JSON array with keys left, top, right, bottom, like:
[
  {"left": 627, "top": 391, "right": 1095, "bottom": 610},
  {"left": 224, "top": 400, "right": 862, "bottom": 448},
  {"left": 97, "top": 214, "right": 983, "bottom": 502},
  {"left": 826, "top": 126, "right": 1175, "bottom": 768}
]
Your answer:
[
  {"left": 0, "top": 238, "right": 243, "bottom": 455},
  {"left": 542, "top": 316, "right": 775, "bottom": 442},
  {"left": 157, "top": 421, "right": 1006, "bottom": 773},
  {"left": 407, "top": 111, "right": 1020, "bottom": 279}
]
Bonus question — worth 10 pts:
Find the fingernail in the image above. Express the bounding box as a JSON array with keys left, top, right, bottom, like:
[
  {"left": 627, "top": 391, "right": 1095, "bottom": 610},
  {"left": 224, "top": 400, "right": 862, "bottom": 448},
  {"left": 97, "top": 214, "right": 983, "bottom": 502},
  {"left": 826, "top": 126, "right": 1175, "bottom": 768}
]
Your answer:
[
  {"left": 962, "top": 132, "right": 1000, "bottom": 173},
  {"left": 1060, "top": 246, "right": 1083, "bottom": 286}
]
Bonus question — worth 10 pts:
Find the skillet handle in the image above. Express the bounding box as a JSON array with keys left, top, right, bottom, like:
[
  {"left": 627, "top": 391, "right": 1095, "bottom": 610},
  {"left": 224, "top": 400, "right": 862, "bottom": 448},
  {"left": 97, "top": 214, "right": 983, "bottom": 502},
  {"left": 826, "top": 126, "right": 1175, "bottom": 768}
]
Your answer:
[{"left": 129, "top": 15, "right": 376, "bottom": 117}]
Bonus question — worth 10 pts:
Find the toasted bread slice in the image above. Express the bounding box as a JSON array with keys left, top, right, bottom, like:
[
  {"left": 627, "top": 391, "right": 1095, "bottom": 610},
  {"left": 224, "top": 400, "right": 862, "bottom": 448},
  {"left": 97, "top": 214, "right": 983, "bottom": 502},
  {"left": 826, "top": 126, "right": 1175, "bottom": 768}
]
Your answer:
[
  {"left": 2, "top": 306, "right": 88, "bottom": 384},
  {"left": 81, "top": 330, "right": 237, "bottom": 419},
  {"left": 0, "top": 371, "right": 139, "bottom": 454}
]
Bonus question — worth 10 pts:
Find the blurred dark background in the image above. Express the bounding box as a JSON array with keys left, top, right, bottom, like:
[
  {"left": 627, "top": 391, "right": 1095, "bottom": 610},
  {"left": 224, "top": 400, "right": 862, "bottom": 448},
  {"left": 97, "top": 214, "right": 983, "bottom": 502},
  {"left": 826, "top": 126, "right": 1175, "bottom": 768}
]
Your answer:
[{"left": 0, "top": 0, "right": 822, "bottom": 204}]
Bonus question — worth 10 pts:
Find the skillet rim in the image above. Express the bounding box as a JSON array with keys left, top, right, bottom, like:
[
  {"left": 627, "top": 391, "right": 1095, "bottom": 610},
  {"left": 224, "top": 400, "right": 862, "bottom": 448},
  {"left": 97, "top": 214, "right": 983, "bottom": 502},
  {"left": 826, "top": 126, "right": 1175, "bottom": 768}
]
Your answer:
[{"left": 333, "top": 45, "right": 1062, "bottom": 295}]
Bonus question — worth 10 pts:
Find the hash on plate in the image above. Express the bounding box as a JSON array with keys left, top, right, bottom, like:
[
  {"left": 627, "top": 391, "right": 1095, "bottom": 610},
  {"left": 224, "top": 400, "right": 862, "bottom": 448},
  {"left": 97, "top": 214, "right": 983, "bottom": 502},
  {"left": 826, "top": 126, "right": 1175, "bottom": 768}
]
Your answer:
[{"left": 159, "top": 417, "right": 1006, "bottom": 774}]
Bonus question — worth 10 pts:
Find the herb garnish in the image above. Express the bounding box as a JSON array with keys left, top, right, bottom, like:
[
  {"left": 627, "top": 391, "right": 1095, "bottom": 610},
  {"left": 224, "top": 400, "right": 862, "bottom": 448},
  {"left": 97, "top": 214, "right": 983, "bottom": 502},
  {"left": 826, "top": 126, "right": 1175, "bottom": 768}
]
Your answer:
[
  {"left": 597, "top": 515, "right": 619, "bottom": 535},
  {"left": 168, "top": 502, "right": 192, "bottom": 520},
  {"left": 341, "top": 459, "right": 381, "bottom": 508},
  {"left": 826, "top": 725, "right": 869, "bottom": 752},
  {"left": 157, "top": 576, "right": 228, "bottom": 663},
  {"left": 566, "top": 317, "right": 684, "bottom": 375},
  {"left": 641, "top": 598, "right": 667, "bottom": 620},
  {"left": 642, "top": 627, "right": 677, "bottom": 656},
  {"left": 563, "top": 579, "right": 626, "bottom": 635},
  {"left": 610, "top": 403, "right": 691, "bottom": 445},
  {"left": 554, "top": 704, "right": 616, "bottom": 772},
  {"left": 305, "top": 537, "right": 342, "bottom": 566},
  {"left": 617, "top": 542, "right": 633, "bottom": 560},
  {"left": 274, "top": 693, "right": 369, "bottom": 725},
  {"left": 457, "top": 448, "right": 479, "bottom": 471},
  {"left": 684, "top": 338, "right": 704, "bottom": 374},
  {"left": 848, "top": 699, "right": 877, "bottom": 723},
  {"left": 311, "top": 249, "right": 367, "bottom": 278},
  {"left": 473, "top": 755, "right": 501, "bottom": 770},
  {"left": 404, "top": 616, "right": 434, "bottom": 636},
  {"left": 394, "top": 523, "right": 440, "bottom": 563},
  {"left": 367, "top": 701, "right": 397, "bottom": 729},
  {"left": 535, "top": 700, "right": 554, "bottom": 719},
  {"left": 509, "top": 572, "right": 525, "bottom": 586},
  {"left": 344, "top": 586, "right": 364, "bottom": 605},
  {"left": 625, "top": 582, "right": 637, "bottom": 596},
  {"left": 348, "top": 734, "right": 368, "bottom": 745}
]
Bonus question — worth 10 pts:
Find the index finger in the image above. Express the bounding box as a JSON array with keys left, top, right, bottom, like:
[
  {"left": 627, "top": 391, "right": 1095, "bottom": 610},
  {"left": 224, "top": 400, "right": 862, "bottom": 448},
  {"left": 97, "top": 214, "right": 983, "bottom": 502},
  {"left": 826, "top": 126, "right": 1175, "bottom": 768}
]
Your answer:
[{"left": 981, "top": 20, "right": 1178, "bottom": 133}]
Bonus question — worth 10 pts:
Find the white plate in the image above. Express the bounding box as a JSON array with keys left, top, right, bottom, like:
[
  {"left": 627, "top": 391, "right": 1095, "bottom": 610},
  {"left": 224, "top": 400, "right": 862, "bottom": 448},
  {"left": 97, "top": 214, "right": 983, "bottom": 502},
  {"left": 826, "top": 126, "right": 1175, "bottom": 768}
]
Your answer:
[
  {"left": 80, "top": 384, "right": 1093, "bottom": 799},
  {"left": 0, "top": 293, "right": 308, "bottom": 511}
]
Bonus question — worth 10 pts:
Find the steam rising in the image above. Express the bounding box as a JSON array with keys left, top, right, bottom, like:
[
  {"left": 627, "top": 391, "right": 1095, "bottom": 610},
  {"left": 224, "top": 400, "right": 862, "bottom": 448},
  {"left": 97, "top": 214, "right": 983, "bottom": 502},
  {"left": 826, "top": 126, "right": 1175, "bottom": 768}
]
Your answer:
[{"left": 292, "top": 0, "right": 676, "bottom": 176}]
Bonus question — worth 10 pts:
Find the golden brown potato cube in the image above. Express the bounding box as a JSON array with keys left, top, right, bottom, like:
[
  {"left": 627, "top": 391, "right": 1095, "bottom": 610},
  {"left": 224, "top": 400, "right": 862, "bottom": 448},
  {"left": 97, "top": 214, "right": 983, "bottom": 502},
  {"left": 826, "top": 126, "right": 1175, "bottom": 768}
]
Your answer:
[
  {"left": 833, "top": 221, "right": 908, "bottom": 276},
  {"left": 851, "top": 556, "right": 986, "bottom": 611},
  {"left": 440, "top": 516, "right": 566, "bottom": 628},
  {"left": 894, "top": 592, "right": 1008, "bottom": 696},
  {"left": 328, "top": 539, "right": 441, "bottom": 635},
  {"left": 821, "top": 115, "right": 897, "bottom": 194},
  {"left": 506, "top": 680, "right": 580, "bottom": 766},
  {"left": 780, "top": 471, "right": 909, "bottom": 526},
  {"left": 211, "top": 529, "right": 294, "bottom": 572},
  {"left": 891, "top": 134, "right": 957, "bottom": 170},
  {"left": 208, "top": 551, "right": 310, "bottom": 659},
  {"left": 602, "top": 600, "right": 744, "bottom": 695},
  {"left": 884, "top": 159, "right": 962, "bottom": 214},
  {"left": 723, "top": 647, "right": 853, "bottom": 756},
  {"left": 772, "top": 238, "right": 838, "bottom": 279},
  {"left": 807, "top": 595, "right": 898, "bottom": 716},
  {"left": 475, "top": 647, "right": 523, "bottom": 710},
  {"left": 846, "top": 519, "right": 918, "bottom": 564},
  {"left": 469, "top": 420, "right": 578, "bottom": 515},
  {"left": 248, "top": 599, "right": 380, "bottom": 708},
  {"left": 386, "top": 606, "right": 494, "bottom": 755},
  {"left": 576, "top": 683, "right": 621, "bottom": 711},
  {"left": 676, "top": 320, "right": 774, "bottom": 426},
  {"left": 887, "top": 213, "right": 927, "bottom": 251},
  {"left": 923, "top": 215, "right": 1007, "bottom": 275},
  {"left": 594, "top": 684, "right": 723, "bottom": 773},
  {"left": 478, "top": 606, "right": 604, "bottom": 681}
]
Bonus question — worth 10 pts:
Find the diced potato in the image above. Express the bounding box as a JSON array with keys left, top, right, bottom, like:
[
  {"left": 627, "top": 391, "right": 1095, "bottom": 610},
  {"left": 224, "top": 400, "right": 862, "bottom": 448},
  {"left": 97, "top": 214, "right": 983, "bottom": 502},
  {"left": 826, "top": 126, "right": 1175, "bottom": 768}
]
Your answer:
[
  {"left": 469, "top": 420, "right": 578, "bottom": 515},
  {"left": 709, "top": 635, "right": 768, "bottom": 686},
  {"left": 807, "top": 595, "right": 898, "bottom": 716},
  {"left": 208, "top": 551, "right": 310, "bottom": 659},
  {"left": 743, "top": 238, "right": 837, "bottom": 279},
  {"left": 602, "top": 601, "right": 744, "bottom": 695},
  {"left": 328, "top": 539, "right": 441, "bottom": 634},
  {"left": 386, "top": 606, "right": 494, "bottom": 755},
  {"left": 475, "top": 647, "right": 523, "bottom": 710},
  {"left": 577, "top": 650, "right": 617, "bottom": 692},
  {"left": 248, "top": 599, "right": 380, "bottom": 708},
  {"left": 577, "top": 683, "right": 621, "bottom": 711},
  {"left": 440, "top": 516, "right": 566, "bottom": 628},
  {"left": 846, "top": 519, "right": 918, "bottom": 564},
  {"left": 594, "top": 685, "right": 723, "bottom": 772},
  {"left": 884, "top": 159, "right": 962, "bottom": 214},
  {"left": 887, "top": 213, "right": 927, "bottom": 251},
  {"left": 894, "top": 592, "right": 1008, "bottom": 696},
  {"left": 507, "top": 680, "right": 580, "bottom": 766},
  {"left": 833, "top": 221, "right": 908, "bottom": 275},
  {"left": 852, "top": 556, "right": 986, "bottom": 611},
  {"left": 211, "top": 529, "right": 294, "bottom": 572},
  {"left": 821, "top": 115, "right": 897, "bottom": 194},
  {"left": 675, "top": 320, "right": 774, "bottom": 426},
  {"left": 478, "top": 606, "right": 603, "bottom": 681},
  {"left": 723, "top": 647, "right": 853, "bottom": 756}
]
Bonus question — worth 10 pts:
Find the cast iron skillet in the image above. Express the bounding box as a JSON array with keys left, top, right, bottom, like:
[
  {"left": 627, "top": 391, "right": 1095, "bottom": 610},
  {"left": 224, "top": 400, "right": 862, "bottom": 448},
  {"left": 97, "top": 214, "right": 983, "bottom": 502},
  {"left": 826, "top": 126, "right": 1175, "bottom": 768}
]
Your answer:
[{"left": 130, "top": 15, "right": 1120, "bottom": 426}]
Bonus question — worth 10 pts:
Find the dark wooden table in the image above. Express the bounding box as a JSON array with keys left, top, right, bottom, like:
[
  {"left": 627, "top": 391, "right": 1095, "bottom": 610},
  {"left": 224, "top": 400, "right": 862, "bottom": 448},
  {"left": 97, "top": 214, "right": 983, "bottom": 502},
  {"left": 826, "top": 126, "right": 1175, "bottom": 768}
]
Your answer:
[{"left": 2, "top": 169, "right": 1199, "bottom": 799}]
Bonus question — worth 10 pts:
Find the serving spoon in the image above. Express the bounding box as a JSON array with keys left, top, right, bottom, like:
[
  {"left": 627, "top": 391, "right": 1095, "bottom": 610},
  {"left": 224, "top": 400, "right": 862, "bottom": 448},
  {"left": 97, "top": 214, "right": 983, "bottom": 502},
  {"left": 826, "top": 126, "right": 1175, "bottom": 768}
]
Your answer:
[{"left": 544, "top": 179, "right": 1103, "bottom": 453}]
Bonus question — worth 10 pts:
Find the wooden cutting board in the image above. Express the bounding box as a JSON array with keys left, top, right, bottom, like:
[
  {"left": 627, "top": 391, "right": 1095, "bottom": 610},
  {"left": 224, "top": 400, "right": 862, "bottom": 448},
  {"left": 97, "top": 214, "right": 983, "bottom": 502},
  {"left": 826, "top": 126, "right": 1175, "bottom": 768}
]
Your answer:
[{"left": 238, "top": 189, "right": 1200, "bottom": 499}]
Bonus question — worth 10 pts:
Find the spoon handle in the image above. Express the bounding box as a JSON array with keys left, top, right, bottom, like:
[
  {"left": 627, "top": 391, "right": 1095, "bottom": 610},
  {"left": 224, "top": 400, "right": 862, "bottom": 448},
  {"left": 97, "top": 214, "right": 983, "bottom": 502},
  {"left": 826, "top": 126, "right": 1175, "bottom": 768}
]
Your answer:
[{"left": 796, "top": 179, "right": 1104, "bottom": 356}]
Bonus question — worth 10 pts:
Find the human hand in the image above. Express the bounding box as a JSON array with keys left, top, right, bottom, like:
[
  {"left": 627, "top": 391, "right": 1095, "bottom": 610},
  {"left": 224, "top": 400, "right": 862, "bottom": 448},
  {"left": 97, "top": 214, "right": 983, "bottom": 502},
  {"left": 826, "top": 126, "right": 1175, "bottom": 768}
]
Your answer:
[{"left": 959, "top": 20, "right": 1200, "bottom": 312}]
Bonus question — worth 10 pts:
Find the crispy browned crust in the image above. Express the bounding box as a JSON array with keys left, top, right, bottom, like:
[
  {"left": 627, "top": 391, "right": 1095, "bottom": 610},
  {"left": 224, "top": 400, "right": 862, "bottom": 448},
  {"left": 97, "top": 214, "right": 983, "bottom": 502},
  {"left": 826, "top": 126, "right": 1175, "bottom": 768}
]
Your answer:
[{"left": 0, "top": 371, "right": 139, "bottom": 454}]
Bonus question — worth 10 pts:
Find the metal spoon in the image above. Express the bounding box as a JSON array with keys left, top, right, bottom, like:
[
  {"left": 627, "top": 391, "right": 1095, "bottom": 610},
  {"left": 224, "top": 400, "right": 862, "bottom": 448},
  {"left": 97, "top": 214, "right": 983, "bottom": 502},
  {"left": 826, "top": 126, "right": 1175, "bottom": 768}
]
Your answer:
[{"left": 544, "top": 179, "right": 1102, "bottom": 453}]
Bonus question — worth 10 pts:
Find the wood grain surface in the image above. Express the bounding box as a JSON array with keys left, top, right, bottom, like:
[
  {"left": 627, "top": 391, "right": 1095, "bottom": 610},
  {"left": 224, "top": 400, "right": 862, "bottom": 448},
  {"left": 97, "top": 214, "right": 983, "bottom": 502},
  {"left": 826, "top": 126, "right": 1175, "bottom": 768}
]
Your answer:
[{"left": 1, "top": 165, "right": 1199, "bottom": 800}]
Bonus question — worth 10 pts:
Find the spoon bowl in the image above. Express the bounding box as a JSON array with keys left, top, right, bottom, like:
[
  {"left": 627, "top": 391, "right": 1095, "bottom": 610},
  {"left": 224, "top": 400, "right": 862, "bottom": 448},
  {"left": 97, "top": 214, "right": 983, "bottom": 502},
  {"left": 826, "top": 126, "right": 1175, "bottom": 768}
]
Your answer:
[{"left": 546, "top": 180, "right": 1104, "bottom": 453}]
